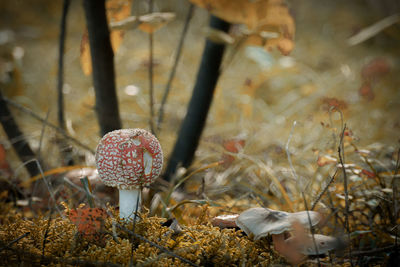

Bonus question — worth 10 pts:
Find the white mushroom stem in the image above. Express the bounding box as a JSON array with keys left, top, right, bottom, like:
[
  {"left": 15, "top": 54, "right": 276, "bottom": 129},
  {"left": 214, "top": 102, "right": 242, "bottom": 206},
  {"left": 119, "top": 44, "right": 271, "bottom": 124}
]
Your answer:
[{"left": 119, "top": 189, "right": 141, "bottom": 219}]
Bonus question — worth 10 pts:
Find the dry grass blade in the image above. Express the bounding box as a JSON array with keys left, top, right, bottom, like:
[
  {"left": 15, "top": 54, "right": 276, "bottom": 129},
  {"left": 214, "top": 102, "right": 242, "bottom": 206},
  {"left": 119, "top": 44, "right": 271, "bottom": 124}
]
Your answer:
[
  {"left": 338, "top": 122, "right": 353, "bottom": 266},
  {"left": 311, "top": 168, "right": 339, "bottom": 210},
  {"left": 3, "top": 97, "right": 95, "bottom": 154},
  {"left": 301, "top": 192, "right": 321, "bottom": 266},
  {"left": 157, "top": 3, "right": 194, "bottom": 131}
]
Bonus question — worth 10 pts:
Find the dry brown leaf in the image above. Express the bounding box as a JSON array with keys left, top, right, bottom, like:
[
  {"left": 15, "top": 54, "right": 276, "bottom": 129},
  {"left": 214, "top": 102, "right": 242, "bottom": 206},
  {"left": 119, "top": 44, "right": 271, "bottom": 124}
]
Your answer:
[
  {"left": 80, "top": 0, "right": 132, "bottom": 75},
  {"left": 190, "top": 0, "right": 295, "bottom": 55}
]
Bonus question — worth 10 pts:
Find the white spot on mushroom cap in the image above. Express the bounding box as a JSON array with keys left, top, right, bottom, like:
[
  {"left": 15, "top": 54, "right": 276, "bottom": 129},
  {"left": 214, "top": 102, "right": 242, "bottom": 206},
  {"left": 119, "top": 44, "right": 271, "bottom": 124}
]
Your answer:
[{"left": 236, "top": 207, "right": 321, "bottom": 240}]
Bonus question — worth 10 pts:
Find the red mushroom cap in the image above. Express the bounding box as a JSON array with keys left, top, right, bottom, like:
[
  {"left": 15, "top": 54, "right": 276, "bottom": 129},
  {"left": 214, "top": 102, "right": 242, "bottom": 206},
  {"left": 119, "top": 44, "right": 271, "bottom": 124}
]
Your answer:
[{"left": 95, "top": 129, "right": 163, "bottom": 190}]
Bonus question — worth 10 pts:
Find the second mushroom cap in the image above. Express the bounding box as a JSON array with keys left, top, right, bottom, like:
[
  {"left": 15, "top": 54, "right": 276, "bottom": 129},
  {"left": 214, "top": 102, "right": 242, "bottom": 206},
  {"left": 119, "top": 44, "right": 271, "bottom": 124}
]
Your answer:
[{"left": 236, "top": 207, "right": 321, "bottom": 240}]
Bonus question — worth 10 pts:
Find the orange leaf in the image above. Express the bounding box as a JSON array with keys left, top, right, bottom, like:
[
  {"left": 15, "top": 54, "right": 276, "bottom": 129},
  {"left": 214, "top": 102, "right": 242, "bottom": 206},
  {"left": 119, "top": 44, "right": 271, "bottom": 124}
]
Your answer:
[
  {"left": 223, "top": 138, "right": 245, "bottom": 153},
  {"left": 361, "top": 169, "right": 376, "bottom": 178},
  {"left": 221, "top": 138, "right": 245, "bottom": 167}
]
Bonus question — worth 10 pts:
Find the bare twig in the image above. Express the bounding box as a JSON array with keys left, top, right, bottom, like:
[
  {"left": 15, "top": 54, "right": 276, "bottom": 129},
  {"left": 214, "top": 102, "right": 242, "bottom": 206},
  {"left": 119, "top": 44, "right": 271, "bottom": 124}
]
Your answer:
[
  {"left": 3, "top": 97, "right": 94, "bottom": 154},
  {"left": 311, "top": 168, "right": 339, "bottom": 210},
  {"left": 14, "top": 159, "right": 64, "bottom": 217},
  {"left": 157, "top": 3, "right": 194, "bottom": 131},
  {"left": 0, "top": 232, "right": 30, "bottom": 253},
  {"left": 301, "top": 192, "right": 321, "bottom": 266},
  {"left": 347, "top": 13, "right": 400, "bottom": 46},
  {"left": 116, "top": 224, "right": 199, "bottom": 267}
]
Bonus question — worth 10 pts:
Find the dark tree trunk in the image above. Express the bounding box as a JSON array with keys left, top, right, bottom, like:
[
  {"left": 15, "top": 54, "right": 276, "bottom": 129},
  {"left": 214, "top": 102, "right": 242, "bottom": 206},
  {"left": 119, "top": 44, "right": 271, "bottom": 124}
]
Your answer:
[
  {"left": 163, "top": 15, "right": 230, "bottom": 181},
  {"left": 83, "top": 0, "right": 122, "bottom": 136},
  {"left": 0, "top": 90, "right": 41, "bottom": 177}
]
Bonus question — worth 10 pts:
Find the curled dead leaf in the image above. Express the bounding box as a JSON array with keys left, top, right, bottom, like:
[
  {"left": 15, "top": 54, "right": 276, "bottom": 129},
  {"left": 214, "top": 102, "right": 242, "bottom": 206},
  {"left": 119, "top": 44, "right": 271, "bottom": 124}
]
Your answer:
[{"left": 190, "top": 0, "right": 295, "bottom": 55}]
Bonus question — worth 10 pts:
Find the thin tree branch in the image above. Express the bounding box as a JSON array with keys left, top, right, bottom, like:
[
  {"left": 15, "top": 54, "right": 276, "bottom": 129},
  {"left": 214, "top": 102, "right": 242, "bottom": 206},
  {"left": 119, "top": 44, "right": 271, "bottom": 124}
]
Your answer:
[{"left": 157, "top": 3, "right": 194, "bottom": 132}]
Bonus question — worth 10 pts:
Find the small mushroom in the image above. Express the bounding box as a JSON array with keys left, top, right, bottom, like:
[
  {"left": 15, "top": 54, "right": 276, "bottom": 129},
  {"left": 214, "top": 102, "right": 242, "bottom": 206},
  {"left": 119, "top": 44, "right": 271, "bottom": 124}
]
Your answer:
[
  {"left": 95, "top": 129, "right": 163, "bottom": 220},
  {"left": 235, "top": 207, "right": 321, "bottom": 240},
  {"left": 236, "top": 207, "right": 321, "bottom": 264},
  {"left": 286, "top": 234, "right": 339, "bottom": 255}
]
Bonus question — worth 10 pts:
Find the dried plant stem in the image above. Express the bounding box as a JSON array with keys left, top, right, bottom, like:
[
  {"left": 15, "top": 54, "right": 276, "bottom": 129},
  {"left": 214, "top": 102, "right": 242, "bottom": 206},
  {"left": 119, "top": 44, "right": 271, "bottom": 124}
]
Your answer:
[
  {"left": 393, "top": 148, "right": 400, "bottom": 221},
  {"left": 157, "top": 3, "right": 194, "bottom": 131},
  {"left": 301, "top": 192, "right": 321, "bottom": 266},
  {"left": 3, "top": 97, "right": 94, "bottom": 154},
  {"left": 311, "top": 168, "right": 339, "bottom": 210},
  {"left": 338, "top": 123, "right": 353, "bottom": 266},
  {"left": 285, "top": 121, "right": 299, "bottom": 180},
  {"left": 117, "top": 224, "right": 199, "bottom": 267}
]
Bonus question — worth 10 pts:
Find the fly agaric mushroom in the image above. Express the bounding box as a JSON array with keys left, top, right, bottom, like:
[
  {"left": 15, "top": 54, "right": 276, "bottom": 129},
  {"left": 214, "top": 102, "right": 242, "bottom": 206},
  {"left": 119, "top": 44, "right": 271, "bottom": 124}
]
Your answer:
[
  {"left": 236, "top": 207, "right": 321, "bottom": 263},
  {"left": 95, "top": 129, "right": 163, "bottom": 220}
]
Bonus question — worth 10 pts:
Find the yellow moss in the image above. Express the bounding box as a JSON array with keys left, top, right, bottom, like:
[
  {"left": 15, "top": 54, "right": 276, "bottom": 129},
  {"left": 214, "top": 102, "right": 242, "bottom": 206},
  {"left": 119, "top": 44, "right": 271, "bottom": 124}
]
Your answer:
[{"left": 0, "top": 208, "right": 275, "bottom": 266}]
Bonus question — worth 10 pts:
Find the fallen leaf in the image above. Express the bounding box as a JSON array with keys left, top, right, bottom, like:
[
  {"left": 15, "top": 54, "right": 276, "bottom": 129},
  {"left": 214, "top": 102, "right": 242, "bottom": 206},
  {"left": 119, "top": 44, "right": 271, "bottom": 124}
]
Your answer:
[
  {"left": 222, "top": 138, "right": 245, "bottom": 166},
  {"left": 361, "top": 169, "right": 376, "bottom": 178},
  {"left": 190, "top": 0, "right": 295, "bottom": 55}
]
